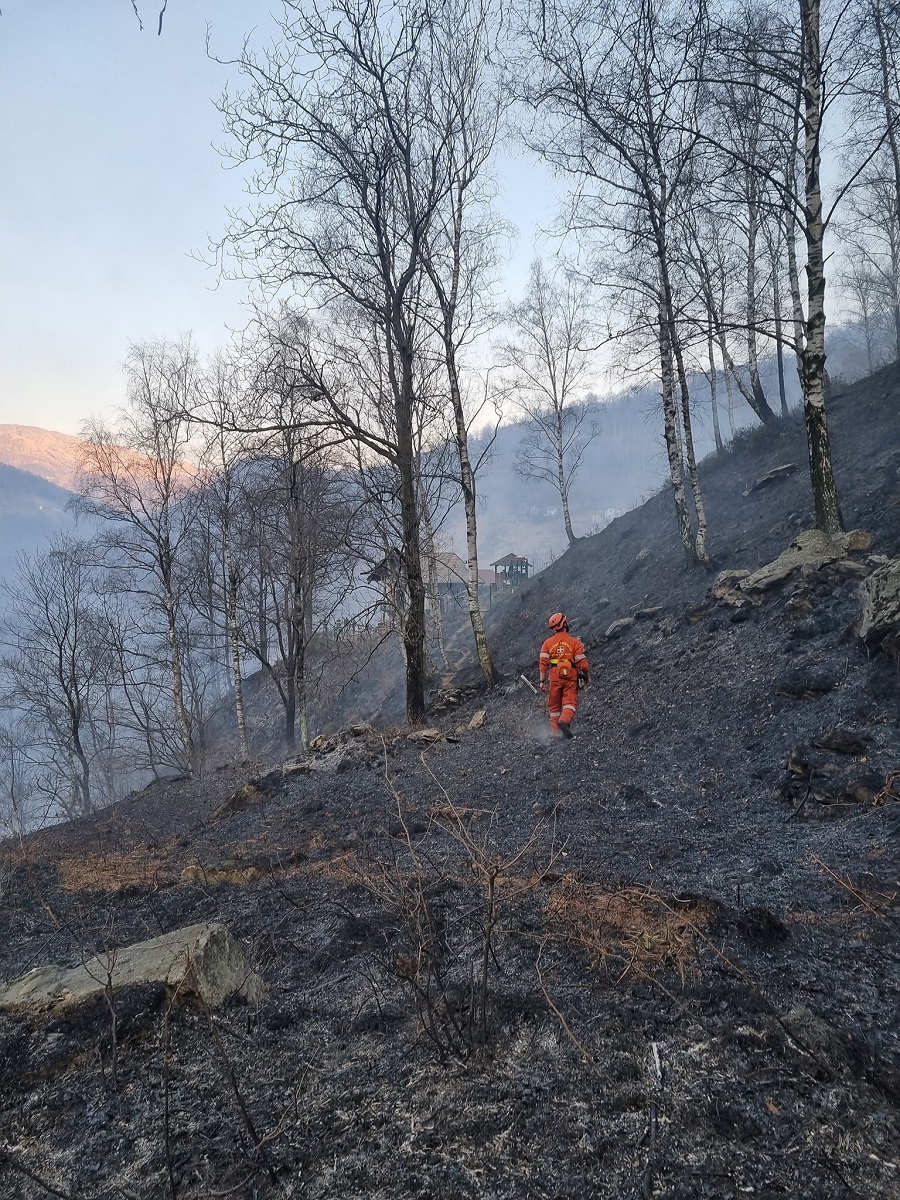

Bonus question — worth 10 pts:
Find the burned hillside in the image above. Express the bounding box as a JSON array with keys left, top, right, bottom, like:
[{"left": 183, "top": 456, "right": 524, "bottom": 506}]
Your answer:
[{"left": 0, "top": 367, "right": 898, "bottom": 1199}]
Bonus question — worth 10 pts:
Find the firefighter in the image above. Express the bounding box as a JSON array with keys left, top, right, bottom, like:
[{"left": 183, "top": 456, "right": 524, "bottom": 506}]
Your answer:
[{"left": 538, "top": 612, "right": 590, "bottom": 739}]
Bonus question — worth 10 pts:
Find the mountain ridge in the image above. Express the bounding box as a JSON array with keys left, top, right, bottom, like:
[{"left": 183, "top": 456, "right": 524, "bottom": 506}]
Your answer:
[{"left": 0, "top": 424, "right": 87, "bottom": 492}]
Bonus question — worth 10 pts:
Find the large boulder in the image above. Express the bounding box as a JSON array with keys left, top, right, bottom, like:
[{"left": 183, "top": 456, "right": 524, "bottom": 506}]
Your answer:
[
  {"left": 740, "top": 530, "right": 846, "bottom": 592},
  {"left": 0, "top": 923, "right": 264, "bottom": 1014},
  {"left": 859, "top": 557, "right": 900, "bottom": 651}
]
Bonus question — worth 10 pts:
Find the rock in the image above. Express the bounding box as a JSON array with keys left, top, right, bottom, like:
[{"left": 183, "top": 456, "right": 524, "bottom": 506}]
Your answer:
[
  {"left": 831, "top": 560, "right": 871, "bottom": 580},
  {"left": 742, "top": 463, "right": 798, "bottom": 495},
  {"left": 812, "top": 730, "right": 870, "bottom": 756},
  {"left": 835, "top": 529, "right": 873, "bottom": 553},
  {"left": 605, "top": 617, "right": 635, "bottom": 639},
  {"left": 407, "top": 728, "right": 442, "bottom": 744},
  {"left": 282, "top": 758, "right": 313, "bottom": 776},
  {"left": 712, "top": 571, "right": 761, "bottom": 608},
  {"left": 775, "top": 666, "right": 840, "bottom": 698},
  {"left": 468, "top": 710, "right": 487, "bottom": 730},
  {"left": 729, "top": 606, "right": 753, "bottom": 624},
  {"left": 181, "top": 859, "right": 262, "bottom": 885},
  {"left": 859, "top": 557, "right": 900, "bottom": 650},
  {"left": 633, "top": 606, "right": 663, "bottom": 620},
  {"left": 740, "top": 530, "right": 846, "bottom": 592},
  {"left": 0, "top": 923, "right": 264, "bottom": 1014},
  {"left": 710, "top": 569, "right": 751, "bottom": 600},
  {"left": 348, "top": 722, "right": 373, "bottom": 736},
  {"left": 622, "top": 549, "right": 652, "bottom": 584},
  {"left": 211, "top": 776, "right": 278, "bottom": 821},
  {"left": 308, "top": 733, "right": 333, "bottom": 753}
]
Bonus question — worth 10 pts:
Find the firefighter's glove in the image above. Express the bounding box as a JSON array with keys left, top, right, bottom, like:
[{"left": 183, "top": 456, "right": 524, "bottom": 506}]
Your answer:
[
  {"left": 539, "top": 680, "right": 548, "bottom": 693},
  {"left": 578, "top": 672, "right": 590, "bottom": 690}
]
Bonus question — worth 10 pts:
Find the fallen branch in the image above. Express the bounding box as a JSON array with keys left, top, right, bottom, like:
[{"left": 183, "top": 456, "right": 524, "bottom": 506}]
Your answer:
[
  {"left": 535, "top": 945, "right": 595, "bottom": 1063},
  {"left": 0, "top": 1146, "right": 73, "bottom": 1199},
  {"left": 810, "top": 853, "right": 900, "bottom": 931}
]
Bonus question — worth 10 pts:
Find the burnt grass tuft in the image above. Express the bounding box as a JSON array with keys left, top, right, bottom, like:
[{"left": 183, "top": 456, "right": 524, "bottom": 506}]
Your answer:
[{"left": 1, "top": 369, "right": 900, "bottom": 1197}]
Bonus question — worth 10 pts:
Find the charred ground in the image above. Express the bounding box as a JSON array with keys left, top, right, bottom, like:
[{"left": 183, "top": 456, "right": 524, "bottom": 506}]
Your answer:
[{"left": 1, "top": 368, "right": 899, "bottom": 1199}]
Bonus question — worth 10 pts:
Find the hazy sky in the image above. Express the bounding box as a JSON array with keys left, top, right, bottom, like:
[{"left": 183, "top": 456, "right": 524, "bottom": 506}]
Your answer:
[{"left": 1, "top": 0, "right": 558, "bottom": 436}]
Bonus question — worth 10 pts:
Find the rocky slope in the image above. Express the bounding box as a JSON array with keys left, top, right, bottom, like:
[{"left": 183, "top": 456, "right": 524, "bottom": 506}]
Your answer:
[{"left": 0, "top": 368, "right": 899, "bottom": 1199}]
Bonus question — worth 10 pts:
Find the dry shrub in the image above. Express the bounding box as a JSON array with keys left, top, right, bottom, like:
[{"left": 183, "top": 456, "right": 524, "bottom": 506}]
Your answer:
[
  {"left": 0, "top": 847, "right": 15, "bottom": 901},
  {"left": 56, "top": 847, "right": 178, "bottom": 892},
  {"left": 54, "top": 837, "right": 308, "bottom": 893},
  {"left": 545, "top": 879, "right": 713, "bottom": 982},
  {"left": 875, "top": 770, "right": 900, "bottom": 806}
]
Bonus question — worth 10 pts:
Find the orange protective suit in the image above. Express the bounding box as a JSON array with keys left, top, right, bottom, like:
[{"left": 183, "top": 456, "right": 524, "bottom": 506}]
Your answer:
[{"left": 538, "top": 631, "right": 590, "bottom": 736}]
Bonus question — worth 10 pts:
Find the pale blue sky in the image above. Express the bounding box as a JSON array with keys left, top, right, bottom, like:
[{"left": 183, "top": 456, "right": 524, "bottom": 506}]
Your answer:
[{"left": 1, "top": 0, "right": 558, "bottom": 435}]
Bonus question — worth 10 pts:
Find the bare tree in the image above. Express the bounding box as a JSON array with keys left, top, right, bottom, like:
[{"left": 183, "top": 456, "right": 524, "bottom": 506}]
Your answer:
[
  {"left": 0, "top": 537, "right": 117, "bottom": 818},
  {"left": 76, "top": 337, "right": 205, "bottom": 774},
  {"left": 192, "top": 351, "right": 255, "bottom": 762},
  {"left": 216, "top": 0, "right": 466, "bottom": 722},
  {"left": 418, "top": 0, "right": 506, "bottom": 685},
  {"left": 521, "top": 0, "right": 712, "bottom": 563},
  {"left": 701, "top": 0, "right": 852, "bottom": 532},
  {"left": 500, "top": 260, "right": 598, "bottom": 547}
]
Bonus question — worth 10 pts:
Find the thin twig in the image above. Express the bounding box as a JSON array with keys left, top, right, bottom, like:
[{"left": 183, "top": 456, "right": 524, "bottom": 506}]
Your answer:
[
  {"left": 162, "top": 1013, "right": 177, "bottom": 1198},
  {"left": 195, "top": 989, "right": 279, "bottom": 1186},
  {"left": 535, "top": 945, "right": 595, "bottom": 1063},
  {"left": 810, "top": 852, "right": 900, "bottom": 932},
  {"left": 0, "top": 1147, "right": 73, "bottom": 1199}
]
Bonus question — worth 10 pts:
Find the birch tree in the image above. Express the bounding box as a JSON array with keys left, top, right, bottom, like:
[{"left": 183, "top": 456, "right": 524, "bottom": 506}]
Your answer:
[
  {"left": 703, "top": 0, "right": 851, "bottom": 532},
  {"left": 193, "top": 351, "right": 254, "bottom": 761},
  {"left": 76, "top": 337, "right": 205, "bottom": 774},
  {"left": 521, "top": 0, "right": 712, "bottom": 563},
  {"left": 419, "top": 0, "right": 505, "bottom": 685},
  {"left": 500, "top": 260, "right": 598, "bottom": 547},
  {"left": 216, "top": 0, "right": 460, "bottom": 722}
]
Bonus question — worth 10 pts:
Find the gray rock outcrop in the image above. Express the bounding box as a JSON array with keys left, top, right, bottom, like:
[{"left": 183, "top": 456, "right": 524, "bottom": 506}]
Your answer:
[
  {"left": 740, "top": 530, "right": 848, "bottom": 592},
  {"left": 0, "top": 923, "right": 264, "bottom": 1014},
  {"left": 859, "top": 556, "right": 900, "bottom": 651}
]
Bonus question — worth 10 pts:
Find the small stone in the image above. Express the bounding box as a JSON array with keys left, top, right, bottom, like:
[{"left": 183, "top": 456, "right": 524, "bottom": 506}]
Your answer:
[
  {"left": 467, "top": 710, "right": 487, "bottom": 730},
  {"left": 407, "top": 728, "right": 442, "bottom": 743},
  {"left": 282, "top": 758, "right": 312, "bottom": 776},
  {"left": 605, "top": 617, "right": 635, "bottom": 639}
]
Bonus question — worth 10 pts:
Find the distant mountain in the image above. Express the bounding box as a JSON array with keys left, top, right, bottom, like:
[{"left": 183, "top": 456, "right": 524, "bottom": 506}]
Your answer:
[
  {"left": 0, "top": 424, "right": 86, "bottom": 491},
  {"left": 0, "top": 463, "right": 75, "bottom": 590}
]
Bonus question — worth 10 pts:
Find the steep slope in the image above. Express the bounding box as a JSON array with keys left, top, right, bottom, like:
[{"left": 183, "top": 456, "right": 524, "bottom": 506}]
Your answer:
[
  {"left": 481, "top": 363, "right": 900, "bottom": 677},
  {"left": 0, "top": 367, "right": 898, "bottom": 1199}
]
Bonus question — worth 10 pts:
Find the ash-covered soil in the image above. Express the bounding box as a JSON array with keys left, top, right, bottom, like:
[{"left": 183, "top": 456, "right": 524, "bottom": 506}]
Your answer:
[{"left": 1, "top": 369, "right": 899, "bottom": 1200}]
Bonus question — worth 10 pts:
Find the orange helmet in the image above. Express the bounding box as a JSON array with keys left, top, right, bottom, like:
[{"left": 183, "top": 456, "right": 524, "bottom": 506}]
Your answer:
[{"left": 548, "top": 612, "right": 568, "bottom": 632}]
